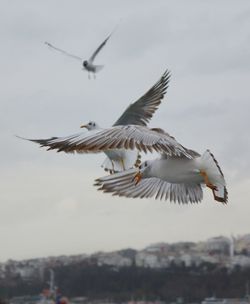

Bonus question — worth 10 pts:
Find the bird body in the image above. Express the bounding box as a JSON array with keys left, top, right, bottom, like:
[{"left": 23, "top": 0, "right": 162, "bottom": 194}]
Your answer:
[
  {"left": 148, "top": 157, "right": 204, "bottom": 184},
  {"left": 82, "top": 60, "right": 104, "bottom": 74},
  {"left": 80, "top": 121, "right": 139, "bottom": 172},
  {"left": 103, "top": 149, "right": 138, "bottom": 172},
  {"left": 139, "top": 152, "right": 226, "bottom": 189}
]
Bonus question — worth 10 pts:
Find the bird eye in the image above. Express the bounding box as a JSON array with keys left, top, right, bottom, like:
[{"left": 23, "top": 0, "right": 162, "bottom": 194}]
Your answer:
[
  {"left": 139, "top": 165, "right": 141, "bottom": 170},
  {"left": 89, "top": 122, "right": 92, "bottom": 126},
  {"left": 93, "top": 123, "right": 96, "bottom": 127},
  {"left": 145, "top": 161, "right": 148, "bottom": 167}
]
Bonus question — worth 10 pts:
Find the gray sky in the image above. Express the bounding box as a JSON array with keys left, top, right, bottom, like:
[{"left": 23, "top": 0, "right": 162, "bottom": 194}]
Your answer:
[{"left": 1, "top": 0, "right": 250, "bottom": 262}]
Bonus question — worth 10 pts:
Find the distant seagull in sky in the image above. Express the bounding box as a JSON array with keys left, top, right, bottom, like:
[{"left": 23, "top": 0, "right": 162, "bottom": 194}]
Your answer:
[
  {"left": 19, "top": 70, "right": 171, "bottom": 173},
  {"left": 45, "top": 26, "right": 117, "bottom": 79}
]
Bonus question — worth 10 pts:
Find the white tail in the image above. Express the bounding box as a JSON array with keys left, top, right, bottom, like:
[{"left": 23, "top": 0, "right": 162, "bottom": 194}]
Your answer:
[
  {"left": 200, "top": 150, "right": 228, "bottom": 203},
  {"left": 94, "top": 65, "right": 104, "bottom": 73}
]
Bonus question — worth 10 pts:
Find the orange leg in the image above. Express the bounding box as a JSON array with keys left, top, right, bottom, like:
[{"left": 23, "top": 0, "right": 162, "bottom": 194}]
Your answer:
[
  {"left": 132, "top": 171, "right": 142, "bottom": 185},
  {"left": 200, "top": 170, "right": 217, "bottom": 191}
]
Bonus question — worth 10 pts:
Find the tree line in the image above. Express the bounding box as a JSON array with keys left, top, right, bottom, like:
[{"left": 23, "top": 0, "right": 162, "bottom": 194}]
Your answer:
[{"left": 1, "top": 262, "right": 250, "bottom": 302}]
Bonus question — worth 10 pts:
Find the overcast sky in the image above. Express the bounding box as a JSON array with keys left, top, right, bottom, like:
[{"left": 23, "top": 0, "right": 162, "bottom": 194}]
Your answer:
[{"left": 1, "top": 0, "right": 250, "bottom": 262}]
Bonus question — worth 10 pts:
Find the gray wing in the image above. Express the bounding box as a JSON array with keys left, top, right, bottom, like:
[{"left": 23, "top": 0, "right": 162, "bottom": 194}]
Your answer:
[
  {"left": 113, "top": 70, "right": 171, "bottom": 126},
  {"left": 17, "top": 125, "right": 194, "bottom": 158},
  {"left": 16, "top": 131, "right": 100, "bottom": 155},
  {"left": 45, "top": 42, "right": 83, "bottom": 61},
  {"left": 160, "top": 147, "right": 201, "bottom": 159},
  {"left": 88, "top": 30, "right": 114, "bottom": 63},
  {"left": 95, "top": 169, "right": 203, "bottom": 203}
]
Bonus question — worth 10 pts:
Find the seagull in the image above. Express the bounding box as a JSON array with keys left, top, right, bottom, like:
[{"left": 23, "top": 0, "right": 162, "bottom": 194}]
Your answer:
[
  {"left": 20, "top": 70, "right": 171, "bottom": 173},
  {"left": 45, "top": 26, "right": 117, "bottom": 79},
  {"left": 95, "top": 149, "right": 228, "bottom": 204}
]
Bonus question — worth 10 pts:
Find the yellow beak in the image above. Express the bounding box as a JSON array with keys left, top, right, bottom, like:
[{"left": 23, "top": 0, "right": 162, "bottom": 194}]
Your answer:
[
  {"left": 132, "top": 171, "right": 142, "bottom": 185},
  {"left": 80, "top": 124, "right": 88, "bottom": 129}
]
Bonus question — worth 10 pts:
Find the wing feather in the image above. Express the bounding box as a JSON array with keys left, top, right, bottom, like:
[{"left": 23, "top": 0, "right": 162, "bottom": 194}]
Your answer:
[
  {"left": 45, "top": 42, "right": 83, "bottom": 61},
  {"left": 89, "top": 27, "right": 116, "bottom": 63},
  {"left": 18, "top": 125, "right": 194, "bottom": 158},
  {"left": 95, "top": 169, "right": 203, "bottom": 203},
  {"left": 113, "top": 70, "right": 171, "bottom": 126}
]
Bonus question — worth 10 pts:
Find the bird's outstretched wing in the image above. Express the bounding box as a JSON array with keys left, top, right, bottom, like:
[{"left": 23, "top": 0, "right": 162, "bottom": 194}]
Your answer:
[
  {"left": 45, "top": 41, "right": 83, "bottom": 61},
  {"left": 113, "top": 70, "right": 171, "bottom": 127},
  {"left": 17, "top": 125, "right": 194, "bottom": 158},
  {"left": 88, "top": 27, "right": 116, "bottom": 63},
  {"left": 95, "top": 169, "right": 203, "bottom": 203}
]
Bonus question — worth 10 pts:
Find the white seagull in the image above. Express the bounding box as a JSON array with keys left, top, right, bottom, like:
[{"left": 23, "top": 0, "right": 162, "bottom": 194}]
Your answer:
[
  {"left": 20, "top": 70, "right": 171, "bottom": 173},
  {"left": 45, "top": 27, "right": 116, "bottom": 79},
  {"left": 95, "top": 147, "right": 228, "bottom": 204}
]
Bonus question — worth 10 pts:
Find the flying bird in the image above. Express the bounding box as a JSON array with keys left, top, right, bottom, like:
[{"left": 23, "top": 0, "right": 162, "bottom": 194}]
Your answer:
[
  {"left": 45, "top": 26, "right": 117, "bottom": 79},
  {"left": 95, "top": 148, "right": 228, "bottom": 204},
  {"left": 20, "top": 70, "right": 171, "bottom": 173}
]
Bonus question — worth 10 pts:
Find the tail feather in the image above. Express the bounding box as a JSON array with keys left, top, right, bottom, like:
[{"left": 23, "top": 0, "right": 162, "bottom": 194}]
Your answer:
[
  {"left": 200, "top": 150, "right": 228, "bottom": 204},
  {"left": 94, "top": 65, "right": 104, "bottom": 73}
]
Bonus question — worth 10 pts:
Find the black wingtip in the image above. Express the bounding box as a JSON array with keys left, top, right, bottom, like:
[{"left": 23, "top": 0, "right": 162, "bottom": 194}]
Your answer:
[
  {"left": 162, "top": 69, "right": 171, "bottom": 82},
  {"left": 15, "top": 134, "right": 29, "bottom": 141}
]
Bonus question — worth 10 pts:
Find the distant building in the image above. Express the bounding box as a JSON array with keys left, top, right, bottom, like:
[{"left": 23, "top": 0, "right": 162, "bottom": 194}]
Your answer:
[
  {"left": 135, "top": 251, "right": 170, "bottom": 268},
  {"left": 231, "top": 255, "right": 250, "bottom": 268},
  {"left": 96, "top": 252, "right": 132, "bottom": 267},
  {"left": 145, "top": 242, "right": 170, "bottom": 254},
  {"left": 235, "top": 234, "right": 250, "bottom": 255},
  {"left": 206, "top": 236, "right": 231, "bottom": 256}
]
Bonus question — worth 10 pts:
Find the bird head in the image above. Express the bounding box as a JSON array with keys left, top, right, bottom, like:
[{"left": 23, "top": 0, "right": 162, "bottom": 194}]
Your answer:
[
  {"left": 80, "top": 121, "right": 99, "bottom": 131},
  {"left": 132, "top": 160, "right": 152, "bottom": 185}
]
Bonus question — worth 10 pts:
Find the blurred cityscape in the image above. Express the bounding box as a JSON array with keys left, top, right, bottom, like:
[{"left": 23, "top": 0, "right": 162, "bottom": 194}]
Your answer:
[
  {"left": 1, "top": 234, "right": 250, "bottom": 304},
  {"left": 1, "top": 234, "right": 250, "bottom": 279}
]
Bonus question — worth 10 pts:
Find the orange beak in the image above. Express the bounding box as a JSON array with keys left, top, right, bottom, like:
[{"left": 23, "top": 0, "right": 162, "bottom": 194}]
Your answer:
[
  {"left": 132, "top": 171, "right": 142, "bottom": 185},
  {"left": 80, "top": 124, "right": 88, "bottom": 129}
]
